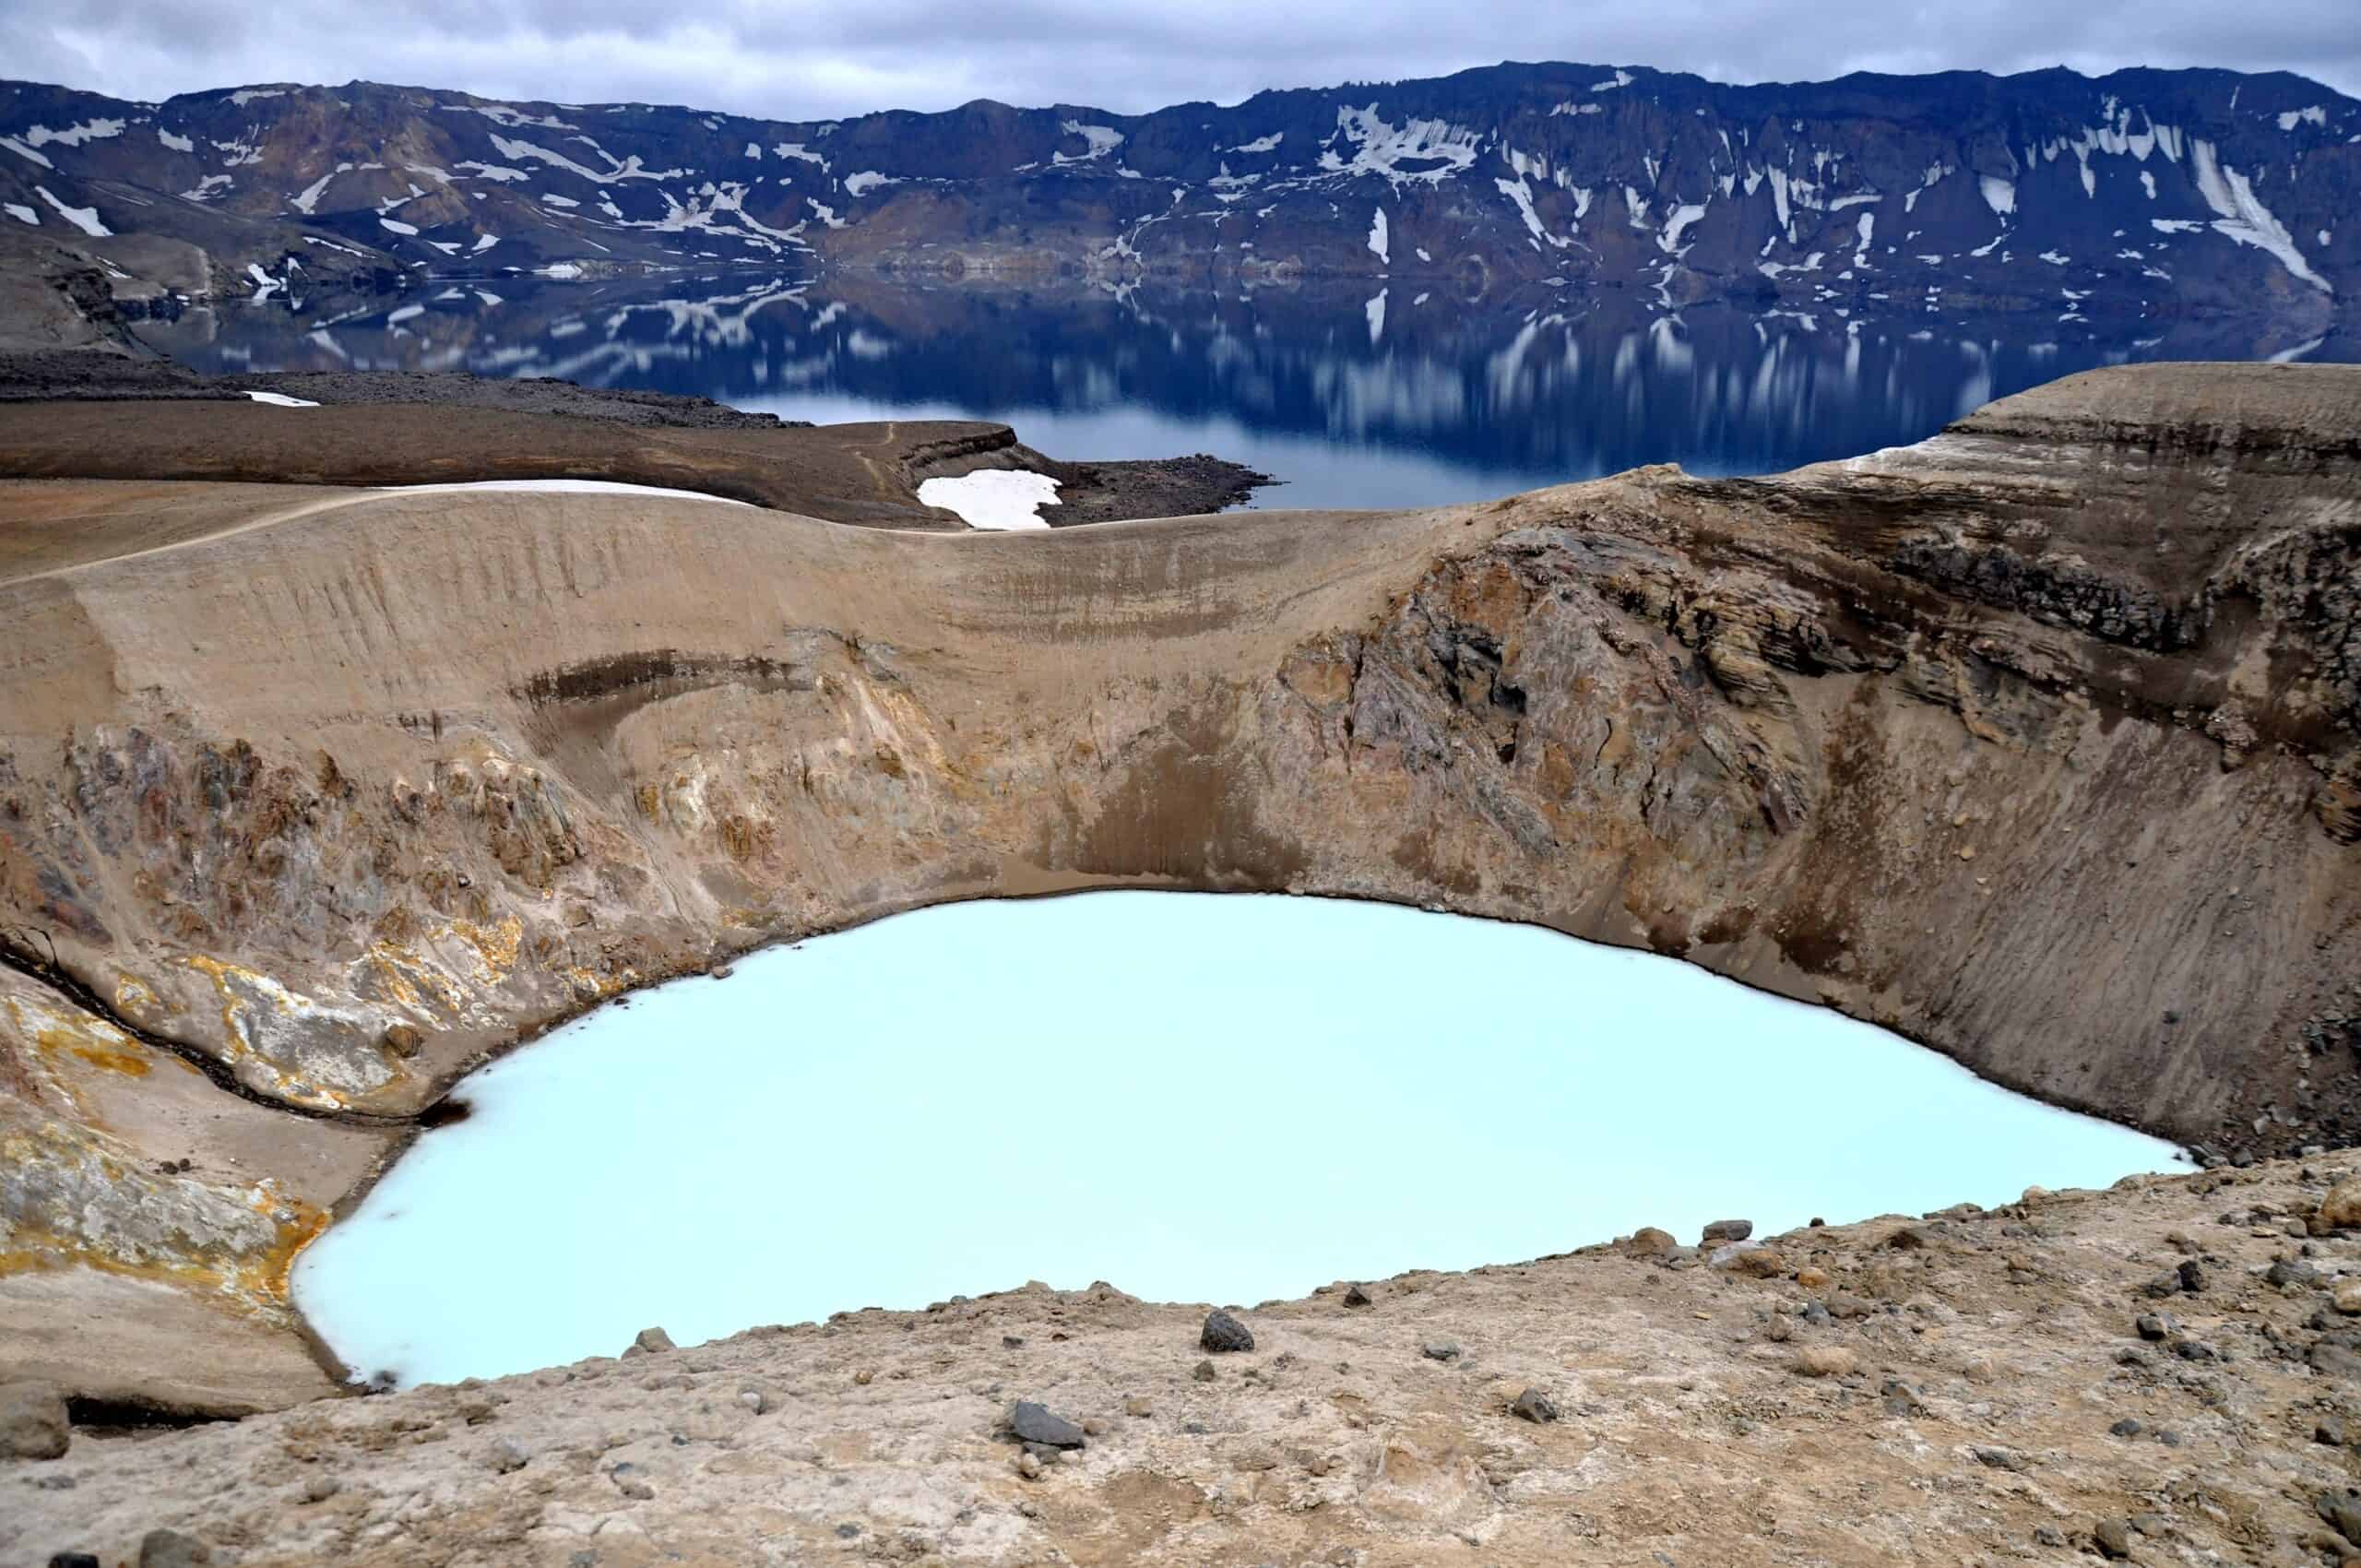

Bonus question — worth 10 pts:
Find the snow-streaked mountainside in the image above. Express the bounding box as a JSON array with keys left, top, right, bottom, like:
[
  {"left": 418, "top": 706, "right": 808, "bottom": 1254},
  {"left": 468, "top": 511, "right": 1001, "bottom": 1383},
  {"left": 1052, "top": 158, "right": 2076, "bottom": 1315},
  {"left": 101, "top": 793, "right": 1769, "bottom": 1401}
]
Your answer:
[{"left": 1, "top": 63, "right": 2355, "bottom": 332}]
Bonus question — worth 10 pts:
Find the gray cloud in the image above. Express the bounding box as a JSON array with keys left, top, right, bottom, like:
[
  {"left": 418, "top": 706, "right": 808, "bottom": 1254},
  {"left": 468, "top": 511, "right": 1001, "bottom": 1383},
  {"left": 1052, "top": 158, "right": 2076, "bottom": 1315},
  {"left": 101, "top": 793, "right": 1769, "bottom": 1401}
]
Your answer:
[{"left": 8, "top": 1, "right": 2355, "bottom": 119}]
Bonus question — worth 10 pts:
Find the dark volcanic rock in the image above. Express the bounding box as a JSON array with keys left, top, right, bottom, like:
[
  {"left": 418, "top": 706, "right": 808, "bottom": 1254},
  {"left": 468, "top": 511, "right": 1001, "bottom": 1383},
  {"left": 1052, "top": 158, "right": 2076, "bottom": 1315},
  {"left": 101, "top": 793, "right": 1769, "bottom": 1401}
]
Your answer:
[
  {"left": 1201, "top": 1310, "right": 1255, "bottom": 1354},
  {"left": 1006, "top": 1401, "right": 1086, "bottom": 1450}
]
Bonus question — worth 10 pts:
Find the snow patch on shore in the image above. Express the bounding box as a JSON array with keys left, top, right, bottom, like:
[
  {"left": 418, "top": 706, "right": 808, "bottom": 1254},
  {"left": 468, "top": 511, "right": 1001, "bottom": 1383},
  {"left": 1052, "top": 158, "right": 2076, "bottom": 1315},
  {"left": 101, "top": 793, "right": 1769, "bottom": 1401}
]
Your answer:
[
  {"left": 376, "top": 480, "right": 753, "bottom": 505},
  {"left": 918, "top": 470, "right": 1062, "bottom": 530}
]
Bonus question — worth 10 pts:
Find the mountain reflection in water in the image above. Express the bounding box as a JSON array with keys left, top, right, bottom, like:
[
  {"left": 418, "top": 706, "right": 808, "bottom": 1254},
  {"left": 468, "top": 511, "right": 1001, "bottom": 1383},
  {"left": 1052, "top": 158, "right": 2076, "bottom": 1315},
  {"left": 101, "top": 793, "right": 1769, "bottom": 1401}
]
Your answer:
[{"left": 138, "top": 273, "right": 2352, "bottom": 509}]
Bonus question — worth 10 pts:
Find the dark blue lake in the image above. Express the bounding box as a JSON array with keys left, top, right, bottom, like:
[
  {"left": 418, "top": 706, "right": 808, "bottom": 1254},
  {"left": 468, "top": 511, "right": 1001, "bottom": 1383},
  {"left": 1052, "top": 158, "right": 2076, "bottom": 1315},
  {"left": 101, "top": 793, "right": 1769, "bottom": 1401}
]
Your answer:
[{"left": 140, "top": 273, "right": 2349, "bottom": 509}]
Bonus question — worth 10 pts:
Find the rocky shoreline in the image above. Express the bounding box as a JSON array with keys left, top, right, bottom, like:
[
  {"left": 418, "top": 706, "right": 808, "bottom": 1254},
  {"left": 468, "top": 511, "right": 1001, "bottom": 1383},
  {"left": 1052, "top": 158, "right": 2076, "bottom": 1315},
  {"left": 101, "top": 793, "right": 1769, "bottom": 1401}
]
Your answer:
[
  {"left": 20, "top": 1157, "right": 2361, "bottom": 1565},
  {"left": 0, "top": 351, "right": 1273, "bottom": 527}
]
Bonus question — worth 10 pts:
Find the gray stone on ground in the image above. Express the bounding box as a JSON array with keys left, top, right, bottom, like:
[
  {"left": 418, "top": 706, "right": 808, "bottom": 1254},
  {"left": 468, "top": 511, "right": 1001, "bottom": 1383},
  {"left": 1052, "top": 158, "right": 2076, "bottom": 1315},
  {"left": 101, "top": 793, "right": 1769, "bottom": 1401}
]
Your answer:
[
  {"left": 629, "top": 1326, "right": 676, "bottom": 1355},
  {"left": 1007, "top": 1400, "right": 1086, "bottom": 1449},
  {"left": 139, "top": 1531, "right": 210, "bottom": 1568},
  {"left": 1201, "top": 1309, "right": 1254, "bottom": 1353},
  {"left": 0, "top": 1381, "right": 69, "bottom": 1460},
  {"left": 1421, "top": 1339, "right": 1462, "bottom": 1362},
  {"left": 1510, "top": 1387, "right": 1560, "bottom": 1424},
  {"left": 1701, "top": 1218, "right": 1752, "bottom": 1243},
  {"left": 1341, "top": 1283, "right": 1372, "bottom": 1308}
]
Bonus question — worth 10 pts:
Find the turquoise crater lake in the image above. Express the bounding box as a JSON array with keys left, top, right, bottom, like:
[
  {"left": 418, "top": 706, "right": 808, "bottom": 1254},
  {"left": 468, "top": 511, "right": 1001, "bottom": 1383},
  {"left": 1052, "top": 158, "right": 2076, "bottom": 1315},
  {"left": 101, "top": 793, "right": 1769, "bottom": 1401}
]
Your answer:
[{"left": 294, "top": 892, "right": 2184, "bottom": 1386}]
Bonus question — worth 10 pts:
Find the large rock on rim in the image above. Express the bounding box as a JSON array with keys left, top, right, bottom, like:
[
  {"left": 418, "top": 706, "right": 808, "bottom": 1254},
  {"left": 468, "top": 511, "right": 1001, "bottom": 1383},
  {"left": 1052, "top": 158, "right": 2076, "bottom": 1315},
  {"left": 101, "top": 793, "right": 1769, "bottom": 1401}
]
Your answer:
[
  {"left": 1201, "top": 1309, "right": 1255, "bottom": 1353},
  {"left": 0, "top": 1381, "right": 70, "bottom": 1460}
]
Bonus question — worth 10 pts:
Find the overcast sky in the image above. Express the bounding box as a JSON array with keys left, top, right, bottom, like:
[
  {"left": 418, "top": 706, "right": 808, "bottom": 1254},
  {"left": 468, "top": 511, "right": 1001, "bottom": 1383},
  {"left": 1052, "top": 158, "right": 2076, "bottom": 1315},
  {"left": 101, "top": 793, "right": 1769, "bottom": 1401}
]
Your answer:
[{"left": 10, "top": 1, "right": 2356, "bottom": 119}]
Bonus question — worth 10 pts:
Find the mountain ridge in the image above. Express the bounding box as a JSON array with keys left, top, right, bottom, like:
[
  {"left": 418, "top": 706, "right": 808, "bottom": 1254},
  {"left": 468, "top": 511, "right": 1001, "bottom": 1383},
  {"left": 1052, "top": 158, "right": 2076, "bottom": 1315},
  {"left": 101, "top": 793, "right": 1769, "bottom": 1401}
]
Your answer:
[{"left": 1, "top": 60, "right": 2355, "bottom": 342}]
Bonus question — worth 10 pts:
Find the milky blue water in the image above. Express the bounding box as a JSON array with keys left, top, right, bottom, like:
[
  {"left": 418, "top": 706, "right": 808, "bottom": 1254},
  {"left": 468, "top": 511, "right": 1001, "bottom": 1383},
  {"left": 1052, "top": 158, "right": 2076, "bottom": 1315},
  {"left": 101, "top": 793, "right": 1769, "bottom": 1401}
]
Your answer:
[{"left": 294, "top": 892, "right": 2183, "bottom": 1387}]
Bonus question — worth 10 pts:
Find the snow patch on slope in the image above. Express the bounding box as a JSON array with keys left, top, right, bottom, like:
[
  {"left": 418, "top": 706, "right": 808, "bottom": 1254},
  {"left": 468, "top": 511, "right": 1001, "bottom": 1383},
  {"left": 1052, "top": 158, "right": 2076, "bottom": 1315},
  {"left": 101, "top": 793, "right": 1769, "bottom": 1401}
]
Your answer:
[
  {"left": 23, "top": 118, "right": 125, "bottom": 149},
  {"left": 1320, "top": 105, "right": 1482, "bottom": 187},
  {"left": 34, "top": 186, "right": 108, "bottom": 236},
  {"left": 2189, "top": 139, "right": 2329, "bottom": 291}
]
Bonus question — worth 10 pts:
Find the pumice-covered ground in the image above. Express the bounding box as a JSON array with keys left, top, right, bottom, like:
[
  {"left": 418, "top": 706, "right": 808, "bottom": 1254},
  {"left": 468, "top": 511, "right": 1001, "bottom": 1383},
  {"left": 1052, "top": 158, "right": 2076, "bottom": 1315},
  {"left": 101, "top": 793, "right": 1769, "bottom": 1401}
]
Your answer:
[{"left": 18, "top": 1158, "right": 2361, "bottom": 1566}]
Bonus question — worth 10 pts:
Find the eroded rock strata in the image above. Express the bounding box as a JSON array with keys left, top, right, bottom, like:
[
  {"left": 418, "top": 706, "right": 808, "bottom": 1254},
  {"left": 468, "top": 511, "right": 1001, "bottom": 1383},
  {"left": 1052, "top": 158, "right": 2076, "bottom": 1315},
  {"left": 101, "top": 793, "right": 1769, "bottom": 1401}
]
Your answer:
[{"left": 0, "top": 361, "right": 2355, "bottom": 1439}]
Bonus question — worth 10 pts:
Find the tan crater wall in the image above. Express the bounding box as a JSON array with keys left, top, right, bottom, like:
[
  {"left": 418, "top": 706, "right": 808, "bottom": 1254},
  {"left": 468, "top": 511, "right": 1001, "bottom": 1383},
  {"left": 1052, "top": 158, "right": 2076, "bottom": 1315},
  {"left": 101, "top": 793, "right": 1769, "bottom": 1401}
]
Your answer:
[{"left": 1, "top": 362, "right": 2357, "bottom": 1410}]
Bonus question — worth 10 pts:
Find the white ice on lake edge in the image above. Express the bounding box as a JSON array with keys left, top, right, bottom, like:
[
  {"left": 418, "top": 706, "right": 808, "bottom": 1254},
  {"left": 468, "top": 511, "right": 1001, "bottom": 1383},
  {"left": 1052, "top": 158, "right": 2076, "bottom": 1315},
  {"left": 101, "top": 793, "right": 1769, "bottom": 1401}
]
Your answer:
[{"left": 916, "top": 469, "right": 1062, "bottom": 530}]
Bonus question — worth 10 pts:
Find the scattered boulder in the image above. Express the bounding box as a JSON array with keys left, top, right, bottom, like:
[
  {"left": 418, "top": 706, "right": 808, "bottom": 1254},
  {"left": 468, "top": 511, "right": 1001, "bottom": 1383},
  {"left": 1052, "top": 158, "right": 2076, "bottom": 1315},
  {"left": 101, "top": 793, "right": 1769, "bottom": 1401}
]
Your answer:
[
  {"left": 1201, "top": 1310, "right": 1254, "bottom": 1354},
  {"left": 1007, "top": 1401, "right": 1086, "bottom": 1450},
  {"left": 1421, "top": 1340, "right": 1462, "bottom": 1362},
  {"left": 1791, "top": 1347, "right": 1857, "bottom": 1378},
  {"left": 2318, "top": 1488, "right": 2361, "bottom": 1546},
  {"left": 380, "top": 1022, "right": 423, "bottom": 1058},
  {"left": 1510, "top": 1387, "right": 1559, "bottom": 1424},
  {"left": 485, "top": 1437, "right": 529, "bottom": 1473},
  {"left": 1726, "top": 1248, "right": 1787, "bottom": 1278},
  {"left": 138, "top": 1532, "right": 209, "bottom": 1568},
  {"left": 300, "top": 1476, "right": 341, "bottom": 1503},
  {"left": 1702, "top": 1218, "right": 1753, "bottom": 1243},
  {"left": 2268, "top": 1257, "right": 2319, "bottom": 1289},
  {"left": 0, "top": 1383, "right": 70, "bottom": 1460},
  {"left": 2319, "top": 1416, "right": 2348, "bottom": 1447},
  {"left": 627, "top": 1326, "right": 676, "bottom": 1356},
  {"left": 2177, "top": 1259, "right": 2205, "bottom": 1292},
  {"left": 2134, "top": 1313, "right": 2177, "bottom": 1341},
  {"left": 2319, "top": 1180, "right": 2361, "bottom": 1230},
  {"left": 2335, "top": 1279, "right": 2361, "bottom": 1315},
  {"left": 1971, "top": 1445, "right": 2025, "bottom": 1471},
  {"left": 1014, "top": 1450, "right": 1043, "bottom": 1480},
  {"left": 2093, "top": 1518, "right": 2132, "bottom": 1560},
  {"left": 47, "top": 1555, "right": 99, "bottom": 1568},
  {"left": 2109, "top": 1417, "right": 2144, "bottom": 1438},
  {"left": 1192, "top": 1360, "right": 1216, "bottom": 1383},
  {"left": 1123, "top": 1396, "right": 1152, "bottom": 1418},
  {"left": 1341, "top": 1283, "right": 1372, "bottom": 1308},
  {"left": 1623, "top": 1227, "right": 1678, "bottom": 1255}
]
